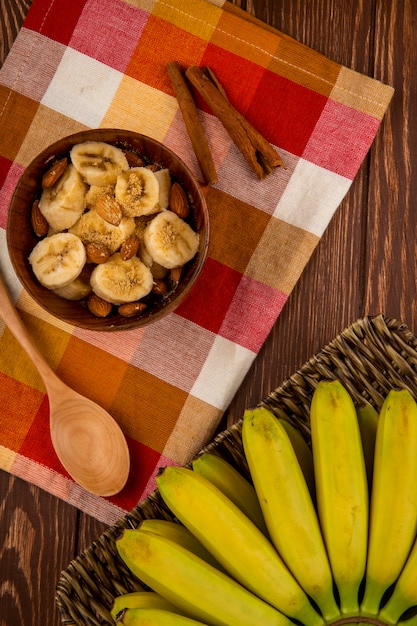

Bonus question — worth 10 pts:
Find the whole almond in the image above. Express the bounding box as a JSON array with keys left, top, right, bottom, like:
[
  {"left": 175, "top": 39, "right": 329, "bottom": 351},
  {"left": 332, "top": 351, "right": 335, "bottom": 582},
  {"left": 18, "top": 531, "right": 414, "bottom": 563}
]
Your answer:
[
  {"left": 87, "top": 294, "right": 112, "bottom": 318},
  {"left": 95, "top": 193, "right": 123, "bottom": 226},
  {"left": 118, "top": 301, "right": 147, "bottom": 317},
  {"left": 169, "top": 182, "right": 189, "bottom": 219},
  {"left": 152, "top": 278, "right": 168, "bottom": 295},
  {"left": 170, "top": 266, "right": 183, "bottom": 286},
  {"left": 86, "top": 241, "right": 111, "bottom": 264},
  {"left": 120, "top": 234, "right": 140, "bottom": 261},
  {"left": 124, "top": 150, "right": 145, "bottom": 168},
  {"left": 31, "top": 199, "right": 49, "bottom": 237},
  {"left": 41, "top": 157, "right": 68, "bottom": 188}
]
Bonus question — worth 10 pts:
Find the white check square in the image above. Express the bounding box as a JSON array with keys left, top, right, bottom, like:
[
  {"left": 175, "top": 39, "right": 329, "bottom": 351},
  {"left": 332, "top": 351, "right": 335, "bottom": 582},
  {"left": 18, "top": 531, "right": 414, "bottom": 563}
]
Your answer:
[
  {"left": 41, "top": 47, "right": 123, "bottom": 127},
  {"left": 274, "top": 159, "right": 351, "bottom": 237}
]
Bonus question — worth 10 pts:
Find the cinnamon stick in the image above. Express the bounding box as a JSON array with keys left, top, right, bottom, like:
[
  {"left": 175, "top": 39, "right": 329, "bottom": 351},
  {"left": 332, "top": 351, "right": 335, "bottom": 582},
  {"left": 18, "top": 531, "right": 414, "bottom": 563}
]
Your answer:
[
  {"left": 167, "top": 62, "right": 218, "bottom": 185},
  {"left": 186, "top": 65, "right": 285, "bottom": 180}
]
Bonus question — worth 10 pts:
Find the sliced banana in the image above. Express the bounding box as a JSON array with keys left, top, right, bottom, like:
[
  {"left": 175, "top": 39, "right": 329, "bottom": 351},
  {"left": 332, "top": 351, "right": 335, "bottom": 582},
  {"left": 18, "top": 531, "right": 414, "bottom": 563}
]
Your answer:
[
  {"left": 70, "top": 141, "right": 129, "bottom": 186},
  {"left": 153, "top": 168, "right": 171, "bottom": 210},
  {"left": 85, "top": 183, "right": 115, "bottom": 209},
  {"left": 28, "top": 232, "right": 86, "bottom": 290},
  {"left": 115, "top": 167, "right": 160, "bottom": 217},
  {"left": 38, "top": 164, "right": 87, "bottom": 231},
  {"left": 90, "top": 253, "right": 154, "bottom": 305},
  {"left": 69, "top": 209, "right": 136, "bottom": 254},
  {"left": 143, "top": 210, "right": 200, "bottom": 269},
  {"left": 53, "top": 276, "right": 92, "bottom": 300}
]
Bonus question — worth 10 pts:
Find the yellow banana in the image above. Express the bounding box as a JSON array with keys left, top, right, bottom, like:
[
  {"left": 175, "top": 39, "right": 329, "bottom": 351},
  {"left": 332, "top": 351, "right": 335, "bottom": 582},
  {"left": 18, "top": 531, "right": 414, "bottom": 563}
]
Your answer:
[
  {"left": 356, "top": 402, "right": 378, "bottom": 489},
  {"left": 116, "top": 529, "right": 292, "bottom": 626},
  {"left": 242, "top": 406, "right": 339, "bottom": 622},
  {"left": 155, "top": 466, "right": 323, "bottom": 626},
  {"left": 278, "top": 417, "right": 316, "bottom": 497},
  {"left": 379, "top": 531, "right": 417, "bottom": 624},
  {"left": 111, "top": 591, "right": 185, "bottom": 622},
  {"left": 310, "top": 379, "right": 368, "bottom": 615},
  {"left": 138, "top": 519, "right": 222, "bottom": 570},
  {"left": 191, "top": 452, "right": 267, "bottom": 533},
  {"left": 118, "top": 608, "right": 208, "bottom": 625},
  {"left": 361, "top": 388, "right": 417, "bottom": 616}
]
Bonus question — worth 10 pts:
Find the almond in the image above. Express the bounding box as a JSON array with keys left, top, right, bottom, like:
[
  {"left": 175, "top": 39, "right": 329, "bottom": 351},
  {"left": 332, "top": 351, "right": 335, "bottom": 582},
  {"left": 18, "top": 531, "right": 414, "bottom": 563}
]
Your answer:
[
  {"left": 30, "top": 199, "right": 49, "bottom": 237},
  {"left": 169, "top": 182, "right": 189, "bottom": 219},
  {"left": 95, "top": 193, "right": 123, "bottom": 226},
  {"left": 152, "top": 278, "right": 168, "bottom": 295},
  {"left": 86, "top": 241, "right": 111, "bottom": 264},
  {"left": 87, "top": 294, "right": 112, "bottom": 317},
  {"left": 170, "top": 266, "right": 183, "bottom": 286},
  {"left": 41, "top": 157, "right": 68, "bottom": 188},
  {"left": 124, "top": 150, "right": 145, "bottom": 168},
  {"left": 118, "top": 301, "right": 147, "bottom": 317},
  {"left": 120, "top": 234, "right": 140, "bottom": 261}
]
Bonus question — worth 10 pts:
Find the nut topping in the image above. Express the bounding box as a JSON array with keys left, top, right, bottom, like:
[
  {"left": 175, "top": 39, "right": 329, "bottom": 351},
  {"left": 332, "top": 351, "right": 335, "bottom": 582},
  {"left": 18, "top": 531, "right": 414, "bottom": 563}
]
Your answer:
[
  {"left": 118, "top": 301, "right": 147, "bottom": 317},
  {"left": 95, "top": 193, "right": 123, "bottom": 226},
  {"left": 87, "top": 294, "right": 112, "bottom": 317},
  {"left": 30, "top": 199, "right": 49, "bottom": 237},
  {"left": 86, "top": 242, "right": 111, "bottom": 264},
  {"left": 169, "top": 182, "right": 189, "bottom": 219},
  {"left": 120, "top": 234, "right": 140, "bottom": 261},
  {"left": 41, "top": 157, "right": 68, "bottom": 189}
]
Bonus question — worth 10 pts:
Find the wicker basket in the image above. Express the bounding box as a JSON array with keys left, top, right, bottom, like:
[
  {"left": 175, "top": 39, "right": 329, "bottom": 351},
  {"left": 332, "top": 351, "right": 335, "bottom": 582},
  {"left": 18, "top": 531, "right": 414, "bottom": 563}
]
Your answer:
[{"left": 55, "top": 313, "right": 417, "bottom": 625}]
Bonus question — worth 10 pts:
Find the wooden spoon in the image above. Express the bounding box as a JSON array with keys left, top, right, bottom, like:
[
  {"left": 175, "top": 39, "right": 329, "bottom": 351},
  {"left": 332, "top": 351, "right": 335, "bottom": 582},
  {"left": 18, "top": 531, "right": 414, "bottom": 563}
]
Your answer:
[{"left": 0, "top": 272, "right": 130, "bottom": 497}]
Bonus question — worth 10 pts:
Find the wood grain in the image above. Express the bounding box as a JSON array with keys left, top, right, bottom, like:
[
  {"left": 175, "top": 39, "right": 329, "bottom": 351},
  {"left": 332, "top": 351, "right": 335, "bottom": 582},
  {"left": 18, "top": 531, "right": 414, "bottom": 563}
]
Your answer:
[
  {"left": 226, "top": 0, "right": 377, "bottom": 424},
  {"left": 0, "top": 0, "right": 30, "bottom": 66},
  {"left": 1, "top": 0, "right": 415, "bottom": 624}
]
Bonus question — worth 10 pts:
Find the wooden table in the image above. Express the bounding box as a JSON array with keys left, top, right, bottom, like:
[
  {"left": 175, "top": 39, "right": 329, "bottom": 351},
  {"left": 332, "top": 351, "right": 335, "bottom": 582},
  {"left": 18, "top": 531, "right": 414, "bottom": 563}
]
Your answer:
[{"left": 0, "top": 0, "right": 415, "bottom": 623}]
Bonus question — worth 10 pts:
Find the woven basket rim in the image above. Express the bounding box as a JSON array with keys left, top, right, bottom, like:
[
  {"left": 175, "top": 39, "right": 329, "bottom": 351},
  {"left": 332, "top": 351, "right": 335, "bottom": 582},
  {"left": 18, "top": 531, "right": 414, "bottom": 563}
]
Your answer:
[{"left": 55, "top": 313, "right": 417, "bottom": 625}]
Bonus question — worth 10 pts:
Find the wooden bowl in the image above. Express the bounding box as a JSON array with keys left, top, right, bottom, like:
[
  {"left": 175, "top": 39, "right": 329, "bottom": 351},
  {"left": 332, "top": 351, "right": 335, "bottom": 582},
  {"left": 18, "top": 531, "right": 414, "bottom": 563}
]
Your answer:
[{"left": 7, "top": 129, "right": 209, "bottom": 331}]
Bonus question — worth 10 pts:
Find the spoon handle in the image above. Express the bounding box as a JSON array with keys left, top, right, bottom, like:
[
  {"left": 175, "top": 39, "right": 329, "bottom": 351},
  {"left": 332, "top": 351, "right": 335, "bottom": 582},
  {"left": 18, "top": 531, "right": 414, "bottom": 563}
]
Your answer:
[{"left": 0, "top": 271, "right": 61, "bottom": 394}]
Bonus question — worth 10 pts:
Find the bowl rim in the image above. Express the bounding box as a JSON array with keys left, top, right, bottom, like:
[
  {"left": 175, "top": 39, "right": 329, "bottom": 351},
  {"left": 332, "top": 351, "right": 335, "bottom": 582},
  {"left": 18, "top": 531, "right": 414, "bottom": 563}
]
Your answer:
[{"left": 6, "top": 128, "right": 210, "bottom": 331}]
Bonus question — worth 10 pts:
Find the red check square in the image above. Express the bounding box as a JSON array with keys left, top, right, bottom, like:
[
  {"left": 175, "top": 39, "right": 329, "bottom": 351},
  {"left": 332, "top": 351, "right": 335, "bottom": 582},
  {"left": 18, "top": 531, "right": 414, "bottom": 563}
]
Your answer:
[
  {"left": 247, "top": 70, "right": 328, "bottom": 154},
  {"left": 175, "top": 258, "right": 243, "bottom": 334},
  {"left": 24, "top": 0, "right": 87, "bottom": 46}
]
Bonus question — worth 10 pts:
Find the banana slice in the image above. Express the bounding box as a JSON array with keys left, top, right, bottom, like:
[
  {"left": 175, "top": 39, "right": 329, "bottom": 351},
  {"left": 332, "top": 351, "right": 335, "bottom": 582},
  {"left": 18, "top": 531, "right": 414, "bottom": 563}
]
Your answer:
[
  {"left": 28, "top": 232, "right": 86, "bottom": 290},
  {"left": 143, "top": 210, "right": 200, "bottom": 269},
  {"left": 69, "top": 209, "right": 136, "bottom": 254},
  {"left": 85, "top": 183, "right": 115, "bottom": 209},
  {"left": 115, "top": 167, "right": 160, "bottom": 217},
  {"left": 90, "top": 252, "right": 154, "bottom": 305},
  {"left": 153, "top": 168, "right": 171, "bottom": 210},
  {"left": 70, "top": 141, "right": 129, "bottom": 186},
  {"left": 38, "top": 164, "right": 87, "bottom": 231},
  {"left": 53, "top": 276, "right": 92, "bottom": 300}
]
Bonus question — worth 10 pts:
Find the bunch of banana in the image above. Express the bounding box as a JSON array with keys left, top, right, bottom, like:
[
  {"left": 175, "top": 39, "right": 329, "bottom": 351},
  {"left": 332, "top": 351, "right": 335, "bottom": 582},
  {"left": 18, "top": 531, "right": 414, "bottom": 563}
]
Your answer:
[
  {"left": 154, "top": 465, "right": 323, "bottom": 626},
  {"left": 116, "top": 529, "right": 292, "bottom": 626},
  {"left": 309, "top": 380, "right": 369, "bottom": 615},
  {"left": 361, "top": 388, "right": 417, "bottom": 617},
  {"left": 29, "top": 140, "right": 200, "bottom": 310},
  {"left": 242, "top": 405, "right": 339, "bottom": 621},
  {"left": 114, "top": 380, "right": 417, "bottom": 626},
  {"left": 278, "top": 417, "right": 316, "bottom": 497},
  {"left": 111, "top": 591, "right": 186, "bottom": 622},
  {"left": 191, "top": 452, "right": 267, "bottom": 533}
]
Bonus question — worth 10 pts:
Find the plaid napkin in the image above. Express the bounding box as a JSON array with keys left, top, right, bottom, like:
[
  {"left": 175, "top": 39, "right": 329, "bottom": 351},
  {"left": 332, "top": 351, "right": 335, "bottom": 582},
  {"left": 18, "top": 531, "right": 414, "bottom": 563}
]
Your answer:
[{"left": 0, "top": 0, "right": 393, "bottom": 525}]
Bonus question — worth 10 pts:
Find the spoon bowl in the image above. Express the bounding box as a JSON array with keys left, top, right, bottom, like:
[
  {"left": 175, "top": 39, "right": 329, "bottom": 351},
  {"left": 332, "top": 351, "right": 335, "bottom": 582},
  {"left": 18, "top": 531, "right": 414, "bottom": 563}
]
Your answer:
[{"left": 0, "top": 271, "right": 130, "bottom": 496}]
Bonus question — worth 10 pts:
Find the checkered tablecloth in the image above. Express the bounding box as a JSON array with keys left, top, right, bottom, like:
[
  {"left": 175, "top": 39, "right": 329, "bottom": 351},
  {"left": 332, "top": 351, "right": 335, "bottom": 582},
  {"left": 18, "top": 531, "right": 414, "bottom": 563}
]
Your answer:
[{"left": 0, "top": 0, "right": 394, "bottom": 524}]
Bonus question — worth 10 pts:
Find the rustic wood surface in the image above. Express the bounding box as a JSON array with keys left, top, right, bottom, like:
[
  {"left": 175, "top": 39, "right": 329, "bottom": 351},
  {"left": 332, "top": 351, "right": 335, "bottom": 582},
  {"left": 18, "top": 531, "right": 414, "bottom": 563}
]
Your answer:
[{"left": 0, "top": 0, "right": 415, "bottom": 623}]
